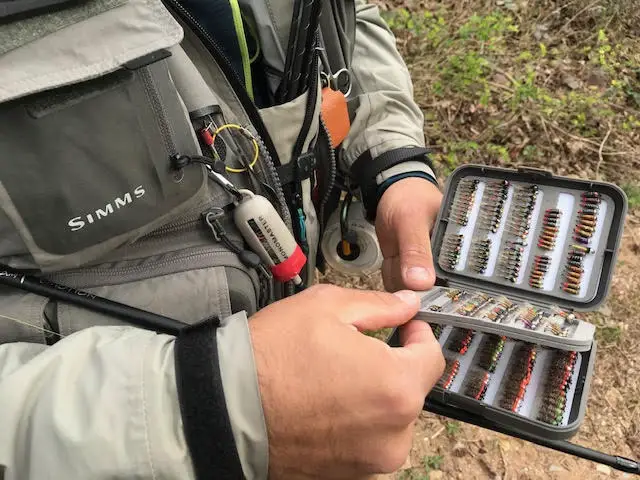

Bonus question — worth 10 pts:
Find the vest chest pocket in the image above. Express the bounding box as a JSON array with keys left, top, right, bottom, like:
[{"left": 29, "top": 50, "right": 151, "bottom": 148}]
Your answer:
[{"left": 0, "top": 54, "right": 208, "bottom": 272}]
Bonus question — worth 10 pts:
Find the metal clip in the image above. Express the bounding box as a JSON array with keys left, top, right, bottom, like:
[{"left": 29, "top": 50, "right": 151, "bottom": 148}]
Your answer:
[
  {"left": 205, "top": 164, "right": 244, "bottom": 202},
  {"left": 204, "top": 208, "right": 226, "bottom": 242}
]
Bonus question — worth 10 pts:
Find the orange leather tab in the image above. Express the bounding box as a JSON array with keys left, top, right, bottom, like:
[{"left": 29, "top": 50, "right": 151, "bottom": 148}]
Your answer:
[{"left": 321, "top": 87, "right": 350, "bottom": 148}]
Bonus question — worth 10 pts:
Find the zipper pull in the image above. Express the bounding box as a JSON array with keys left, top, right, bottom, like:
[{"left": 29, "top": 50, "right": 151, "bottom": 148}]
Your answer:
[{"left": 204, "top": 207, "right": 227, "bottom": 242}]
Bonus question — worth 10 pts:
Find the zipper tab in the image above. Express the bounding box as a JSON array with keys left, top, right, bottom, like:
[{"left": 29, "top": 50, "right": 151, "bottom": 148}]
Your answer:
[{"left": 203, "top": 208, "right": 228, "bottom": 243}]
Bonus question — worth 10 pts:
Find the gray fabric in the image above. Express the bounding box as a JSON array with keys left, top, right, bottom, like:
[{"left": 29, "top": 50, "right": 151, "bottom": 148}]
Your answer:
[
  {"left": 0, "top": 327, "right": 197, "bottom": 480},
  {"left": 0, "top": 287, "right": 49, "bottom": 345},
  {"left": 319, "top": 0, "right": 356, "bottom": 75},
  {"left": 0, "top": 0, "right": 183, "bottom": 104},
  {"left": 166, "top": 45, "right": 219, "bottom": 113},
  {"left": 0, "top": 313, "right": 268, "bottom": 480},
  {"left": 257, "top": 72, "right": 322, "bottom": 279},
  {"left": 0, "top": 0, "right": 126, "bottom": 56},
  {"left": 0, "top": 61, "right": 208, "bottom": 271},
  {"left": 237, "top": 0, "right": 292, "bottom": 92},
  {"left": 55, "top": 266, "right": 234, "bottom": 336},
  {"left": 217, "top": 311, "right": 269, "bottom": 479},
  {"left": 340, "top": 1, "right": 426, "bottom": 168}
]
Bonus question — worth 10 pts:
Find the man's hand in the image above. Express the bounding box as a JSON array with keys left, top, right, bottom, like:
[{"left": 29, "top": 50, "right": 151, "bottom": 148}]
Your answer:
[
  {"left": 248, "top": 284, "right": 445, "bottom": 479},
  {"left": 375, "top": 177, "right": 443, "bottom": 292}
]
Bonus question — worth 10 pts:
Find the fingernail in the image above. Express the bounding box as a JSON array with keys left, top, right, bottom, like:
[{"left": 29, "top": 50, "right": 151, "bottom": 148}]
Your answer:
[
  {"left": 405, "top": 267, "right": 432, "bottom": 285},
  {"left": 393, "top": 290, "right": 419, "bottom": 305}
]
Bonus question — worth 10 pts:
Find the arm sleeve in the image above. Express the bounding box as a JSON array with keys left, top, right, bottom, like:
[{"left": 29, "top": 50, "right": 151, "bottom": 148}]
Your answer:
[
  {"left": 341, "top": 1, "right": 440, "bottom": 219},
  {"left": 0, "top": 312, "right": 268, "bottom": 480}
]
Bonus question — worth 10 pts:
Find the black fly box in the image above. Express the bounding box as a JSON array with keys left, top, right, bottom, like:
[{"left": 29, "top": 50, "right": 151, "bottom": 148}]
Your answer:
[{"left": 388, "top": 164, "right": 627, "bottom": 440}]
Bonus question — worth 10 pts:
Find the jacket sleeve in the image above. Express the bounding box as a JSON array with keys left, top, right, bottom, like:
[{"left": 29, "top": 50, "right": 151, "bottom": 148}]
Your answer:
[
  {"left": 0, "top": 312, "right": 268, "bottom": 480},
  {"left": 341, "top": 1, "right": 440, "bottom": 220}
]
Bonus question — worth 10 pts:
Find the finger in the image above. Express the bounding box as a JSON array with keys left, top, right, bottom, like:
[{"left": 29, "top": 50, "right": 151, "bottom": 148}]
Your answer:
[
  {"left": 396, "top": 218, "right": 436, "bottom": 291},
  {"left": 393, "top": 320, "right": 445, "bottom": 393},
  {"left": 335, "top": 289, "right": 420, "bottom": 332},
  {"left": 400, "top": 319, "right": 437, "bottom": 347}
]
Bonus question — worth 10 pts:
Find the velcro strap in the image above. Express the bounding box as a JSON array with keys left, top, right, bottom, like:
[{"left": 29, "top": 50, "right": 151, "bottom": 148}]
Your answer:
[
  {"left": 350, "top": 147, "right": 434, "bottom": 221},
  {"left": 174, "top": 317, "right": 244, "bottom": 480}
]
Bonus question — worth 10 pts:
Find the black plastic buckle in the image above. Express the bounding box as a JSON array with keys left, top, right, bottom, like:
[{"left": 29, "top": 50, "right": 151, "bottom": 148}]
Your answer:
[
  {"left": 295, "top": 152, "right": 317, "bottom": 182},
  {"left": 276, "top": 152, "right": 317, "bottom": 186}
]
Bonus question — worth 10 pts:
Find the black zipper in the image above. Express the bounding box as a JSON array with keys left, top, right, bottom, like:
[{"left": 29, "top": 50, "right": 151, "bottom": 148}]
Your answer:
[
  {"left": 291, "top": 40, "right": 320, "bottom": 162},
  {"left": 162, "top": 0, "right": 282, "bottom": 168}
]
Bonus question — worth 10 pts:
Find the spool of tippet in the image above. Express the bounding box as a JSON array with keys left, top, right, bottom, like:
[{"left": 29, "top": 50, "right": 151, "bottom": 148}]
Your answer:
[{"left": 320, "top": 200, "right": 383, "bottom": 275}]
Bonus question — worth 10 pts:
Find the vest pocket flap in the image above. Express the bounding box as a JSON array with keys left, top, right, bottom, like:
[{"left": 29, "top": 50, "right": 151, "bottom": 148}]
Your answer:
[
  {"left": 0, "top": 49, "right": 208, "bottom": 271},
  {"left": 0, "top": 0, "right": 183, "bottom": 104}
]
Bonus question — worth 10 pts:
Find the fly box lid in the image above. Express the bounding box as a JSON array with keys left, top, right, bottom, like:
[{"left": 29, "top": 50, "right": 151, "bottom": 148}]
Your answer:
[
  {"left": 430, "top": 164, "right": 627, "bottom": 311},
  {"left": 416, "top": 164, "right": 628, "bottom": 352}
]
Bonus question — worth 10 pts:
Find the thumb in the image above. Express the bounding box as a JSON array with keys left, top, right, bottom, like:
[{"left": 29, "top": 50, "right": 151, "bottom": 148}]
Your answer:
[
  {"left": 339, "top": 289, "right": 421, "bottom": 332},
  {"left": 396, "top": 215, "right": 436, "bottom": 290}
]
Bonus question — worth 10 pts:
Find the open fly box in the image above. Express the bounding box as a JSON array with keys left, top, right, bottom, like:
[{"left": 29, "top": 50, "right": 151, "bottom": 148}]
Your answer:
[{"left": 389, "top": 164, "right": 627, "bottom": 441}]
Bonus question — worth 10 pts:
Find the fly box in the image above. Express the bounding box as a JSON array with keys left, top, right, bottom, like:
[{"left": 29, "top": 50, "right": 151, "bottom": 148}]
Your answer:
[{"left": 388, "top": 164, "right": 627, "bottom": 440}]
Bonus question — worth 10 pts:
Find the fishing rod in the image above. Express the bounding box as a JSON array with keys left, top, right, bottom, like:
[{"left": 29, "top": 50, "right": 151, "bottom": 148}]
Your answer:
[
  {"left": 0, "top": 265, "right": 187, "bottom": 336},
  {"left": 424, "top": 398, "right": 640, "bottom": 475}
]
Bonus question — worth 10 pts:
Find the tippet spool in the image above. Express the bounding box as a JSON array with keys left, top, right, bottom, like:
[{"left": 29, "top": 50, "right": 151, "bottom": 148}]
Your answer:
[{"left": 320, "top": 200, "right": 383, "bottom": 275}]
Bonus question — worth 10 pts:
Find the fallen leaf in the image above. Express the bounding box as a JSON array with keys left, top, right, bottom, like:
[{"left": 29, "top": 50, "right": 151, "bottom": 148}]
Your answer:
[
  {"left": 562, "top": 73, "right": 581, "bottom": 90},
  {"left": 566, "top": 140, "right": 586, "bottom": 154}
]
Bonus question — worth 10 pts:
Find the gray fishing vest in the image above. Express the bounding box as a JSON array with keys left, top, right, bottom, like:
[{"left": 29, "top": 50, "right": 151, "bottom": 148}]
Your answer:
[{"left": 0, "top": 0, "right": 356, "bottom": 344}]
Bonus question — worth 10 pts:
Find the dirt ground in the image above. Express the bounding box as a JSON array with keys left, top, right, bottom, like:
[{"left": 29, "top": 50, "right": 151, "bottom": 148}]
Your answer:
[{"left": 316, "top": 0, "right": 640, "bottom": 477}]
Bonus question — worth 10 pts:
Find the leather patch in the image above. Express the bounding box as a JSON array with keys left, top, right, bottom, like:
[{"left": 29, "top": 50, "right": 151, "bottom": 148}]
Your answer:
[{"left": 321, "top": 87, "right": 350, "bottom": 148}]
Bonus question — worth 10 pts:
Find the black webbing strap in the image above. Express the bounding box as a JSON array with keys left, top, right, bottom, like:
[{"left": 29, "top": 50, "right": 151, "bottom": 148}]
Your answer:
[
  {"left": 174, "top": 317, "right": 244, "bottom": 480},
  {"left": 350, "top": 146, "right": 436, "bottom": 220}
]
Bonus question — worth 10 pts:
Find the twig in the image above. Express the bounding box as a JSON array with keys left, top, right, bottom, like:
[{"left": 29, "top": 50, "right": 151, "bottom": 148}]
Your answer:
[
  {"left": 489, "top": 64, "right": 518, "bottom": 87},
  {"left": 605, "top": 101, "right": 640, "bottom": 118},
  {"left": 596, "top": 123, "right": 612, "bottom": 179},
  {"left": 545, "top": 121, "right": 634, "bottom": 156},
  {"left": 430, "top": 425, "right": 446, "bottom": 440},
  {"left": 538, "top": 0, "right": 582, "bottom": 25},
  {"left": 538, "top": 115, "right": 553, "bottom": 144},
  {"left": 488, "top": 81, "right": 514, "bottom": 93},
  {"left": 558, "top": 0, "right": 601, "bottom": 33}
]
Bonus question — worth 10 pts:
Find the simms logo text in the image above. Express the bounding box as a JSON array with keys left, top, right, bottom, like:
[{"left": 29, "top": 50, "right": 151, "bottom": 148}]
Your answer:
[{"left": 67, "top": 186, "right": 146, "bottom": 232}]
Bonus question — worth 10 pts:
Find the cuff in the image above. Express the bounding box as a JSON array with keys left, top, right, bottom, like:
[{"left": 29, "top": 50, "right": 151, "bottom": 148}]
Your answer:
[
  {"left": 217, "top": 311, "right": 269, "bottom": 480},
  {"left": 174, "top": 312, "right": 268, "bottom": 480},
  {"left": 350, "top": 147, "right": 439, "bottom": 221}
]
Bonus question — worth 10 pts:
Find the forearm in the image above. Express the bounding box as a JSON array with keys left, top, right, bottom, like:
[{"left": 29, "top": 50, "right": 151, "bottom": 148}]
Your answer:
[
  {"left": 342, "top": 1, "right": 439, "bottom": 219},
  {"left": 0, "top": 312, "right": 268, "bottom": 480}
]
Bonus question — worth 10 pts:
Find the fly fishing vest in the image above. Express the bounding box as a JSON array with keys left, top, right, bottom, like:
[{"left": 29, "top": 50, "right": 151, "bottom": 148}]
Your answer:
[{"left": 0, "top": 0, "right": 436, "bottom": 344}]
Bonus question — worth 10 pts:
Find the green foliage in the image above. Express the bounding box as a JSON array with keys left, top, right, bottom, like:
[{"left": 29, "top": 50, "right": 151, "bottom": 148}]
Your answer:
[
  {"left": 622, "top": 184, "right": 640, "bottom": 210},
  {"left": 445, "top": 421, "right": 461, "bottom": 436},
  {"left": 381, "top": 3, "right": 639, "bottom": 187},
  {"left": 511, "top": 68, "right": 540, "bottom": 107},
  {"left": 487, "top": 144, "right": 510, "bottom": 162},
  {"left": 397, "top": 454, "right": 445, "bottom": 480},
  {"left": 382, "top": 8, "right": 447, "bottom": 48},
  {"left": 522, "top": 145, "right": 541, "bottom": 160},
  {"left": 440, "top": 52, "right": 491, "bottom": 104},
  {"left": 596, "top": 325, "right": 623, "bottom": 345},
  {"left": 423, "top": 455, "right": 444, "bottom": 471},
  {"left": 458, "top": 12, "right": 518, "bottom": 47}
]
